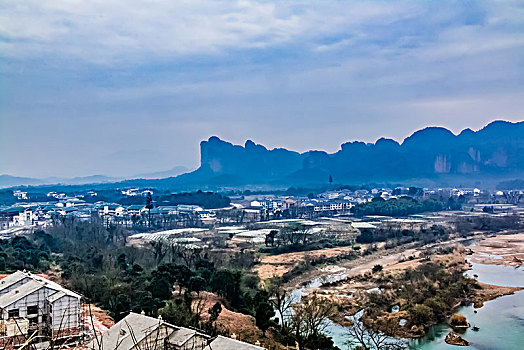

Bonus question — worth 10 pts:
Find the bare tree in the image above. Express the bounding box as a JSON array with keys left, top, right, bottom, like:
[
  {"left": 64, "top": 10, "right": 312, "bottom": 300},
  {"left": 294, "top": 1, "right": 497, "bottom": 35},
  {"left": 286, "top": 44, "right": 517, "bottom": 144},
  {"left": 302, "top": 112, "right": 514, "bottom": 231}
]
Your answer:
[
  {"left": 149, "top": 240, "right": 167, "bottom": 265},
  {"left": 345, "top": 314, "right": 407, "bottom": 350},
  {"left": 279, "top": 224, "right": 311, "bottom": 245},
  {"left": 268, "top": 277, "right": 296, "bottom": 327},
  {"left": 289, "top": 292, "right": 336, "bottom": 349}
]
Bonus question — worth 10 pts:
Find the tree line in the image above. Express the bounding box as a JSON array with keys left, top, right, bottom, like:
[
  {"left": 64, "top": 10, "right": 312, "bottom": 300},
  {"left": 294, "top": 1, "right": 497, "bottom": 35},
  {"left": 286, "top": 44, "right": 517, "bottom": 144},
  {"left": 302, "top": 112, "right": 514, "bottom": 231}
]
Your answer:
[{"left": 351, "top": 196, "right": 462, "bottom": 217}]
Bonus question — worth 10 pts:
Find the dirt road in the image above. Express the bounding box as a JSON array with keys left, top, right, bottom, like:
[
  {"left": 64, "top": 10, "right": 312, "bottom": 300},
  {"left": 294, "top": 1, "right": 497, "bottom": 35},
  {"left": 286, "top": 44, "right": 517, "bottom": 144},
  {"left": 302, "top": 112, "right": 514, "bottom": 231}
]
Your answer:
[{"left": 285, "top": 236, "right": 480, "bottom": 289}]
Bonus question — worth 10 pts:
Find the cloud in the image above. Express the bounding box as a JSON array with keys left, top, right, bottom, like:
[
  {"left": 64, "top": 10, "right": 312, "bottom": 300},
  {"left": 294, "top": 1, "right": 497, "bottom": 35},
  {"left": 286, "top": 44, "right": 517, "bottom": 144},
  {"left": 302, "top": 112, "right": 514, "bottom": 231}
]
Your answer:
[
  {"left": 1, "top": 1, "right": 523, "bottom": 177},
  {"left": 0, "top": 1, "right": 428, "bottom": 64}
]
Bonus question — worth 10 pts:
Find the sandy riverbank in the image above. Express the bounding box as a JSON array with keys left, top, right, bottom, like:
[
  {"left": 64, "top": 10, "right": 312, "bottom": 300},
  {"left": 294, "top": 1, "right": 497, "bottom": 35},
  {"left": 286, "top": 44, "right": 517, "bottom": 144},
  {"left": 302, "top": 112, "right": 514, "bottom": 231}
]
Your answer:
[
  {"left": 469, "top": 232, "right": 524, "bottom": 267},
  {"left": 473, "top": 282, "right": 523, "bottom": 308},
  {"left": 256, "top": 244, "right": 365, "bottom": 279}
]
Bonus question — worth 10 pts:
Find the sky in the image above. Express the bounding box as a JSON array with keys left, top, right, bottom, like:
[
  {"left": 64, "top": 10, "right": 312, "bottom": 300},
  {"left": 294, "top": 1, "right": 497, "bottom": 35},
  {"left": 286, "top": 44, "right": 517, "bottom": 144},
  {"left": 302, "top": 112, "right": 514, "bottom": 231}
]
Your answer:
[{"left": 1, "top": 0, "right": 523, "bottom": 178}]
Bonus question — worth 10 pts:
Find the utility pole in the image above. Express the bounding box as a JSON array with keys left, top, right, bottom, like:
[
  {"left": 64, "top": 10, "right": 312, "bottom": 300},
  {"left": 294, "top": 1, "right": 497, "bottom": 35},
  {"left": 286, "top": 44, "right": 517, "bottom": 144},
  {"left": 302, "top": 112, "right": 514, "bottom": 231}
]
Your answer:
[{"left": 146, "top": 192, "right": 153, "bottom": 229}]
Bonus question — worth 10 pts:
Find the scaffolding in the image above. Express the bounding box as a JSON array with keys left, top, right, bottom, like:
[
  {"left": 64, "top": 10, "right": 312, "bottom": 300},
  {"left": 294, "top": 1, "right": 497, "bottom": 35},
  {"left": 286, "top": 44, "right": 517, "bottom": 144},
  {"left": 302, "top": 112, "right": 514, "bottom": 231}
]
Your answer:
[{"left": 0, "top": 272, "right": 87, "bottom": 350}]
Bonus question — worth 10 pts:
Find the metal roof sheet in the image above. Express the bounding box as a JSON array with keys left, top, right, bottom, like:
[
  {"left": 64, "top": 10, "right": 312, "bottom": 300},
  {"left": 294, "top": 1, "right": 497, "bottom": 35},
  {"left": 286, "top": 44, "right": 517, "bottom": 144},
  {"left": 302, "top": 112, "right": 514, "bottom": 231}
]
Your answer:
[{"left": 0, "top": 280, "right": 43, "bottom": 308}]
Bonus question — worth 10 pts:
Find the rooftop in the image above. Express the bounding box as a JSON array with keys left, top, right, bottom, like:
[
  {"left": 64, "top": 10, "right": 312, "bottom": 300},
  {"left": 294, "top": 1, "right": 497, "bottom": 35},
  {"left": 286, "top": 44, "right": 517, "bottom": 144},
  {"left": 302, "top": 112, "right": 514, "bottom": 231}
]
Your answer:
[
  {"left": 0, "top": 271, "right": 81, "bottom": 302},
  {"left": 88, "top": 312, "right": 164, "bottom": 350},
  {"left": 205, "top": 335, "right": 264, "bottom": 350},
  {"left": 0, "top": 280, "right": 43, "bottom": 308}
]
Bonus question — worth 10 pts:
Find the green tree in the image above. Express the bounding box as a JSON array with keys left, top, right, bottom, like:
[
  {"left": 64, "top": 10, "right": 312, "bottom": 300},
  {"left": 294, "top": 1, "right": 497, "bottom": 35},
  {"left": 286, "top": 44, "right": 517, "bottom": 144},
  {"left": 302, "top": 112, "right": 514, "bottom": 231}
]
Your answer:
[
  {"left": 189, "top": 276, "right": 206, "bottom": 295},
  {"left": 211, "top": 269, "right": 242, "bottom": 307},
  {"left": 160, "top": 299, "right": 195, "bottom": 327},
  {"left": 255, "top": 300, "right": 275, "bottom": 332},
  {"left": 149, "top": 275, "right": 172, "bottom": 300},
  {"left": 209, "top": 302, "right": 222, "bottom": 324},
  {"left": 409, "top": 304, "right": 434, "bottom": 325}
]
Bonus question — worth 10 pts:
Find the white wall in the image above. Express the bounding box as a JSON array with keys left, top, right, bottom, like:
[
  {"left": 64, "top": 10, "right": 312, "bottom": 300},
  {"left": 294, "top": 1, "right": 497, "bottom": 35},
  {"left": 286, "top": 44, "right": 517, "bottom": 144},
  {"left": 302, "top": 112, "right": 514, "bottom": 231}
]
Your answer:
[{"left": 50, "top": 295, "right": 80, "bottom": 330}]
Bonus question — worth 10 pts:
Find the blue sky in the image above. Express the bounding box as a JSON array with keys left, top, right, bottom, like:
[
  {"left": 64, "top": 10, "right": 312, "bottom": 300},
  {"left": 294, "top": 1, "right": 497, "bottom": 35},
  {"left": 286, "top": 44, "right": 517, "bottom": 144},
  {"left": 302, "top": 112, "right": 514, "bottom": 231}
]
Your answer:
[{"left": 1, "top": 0, "right": 523, "bottom": 178}]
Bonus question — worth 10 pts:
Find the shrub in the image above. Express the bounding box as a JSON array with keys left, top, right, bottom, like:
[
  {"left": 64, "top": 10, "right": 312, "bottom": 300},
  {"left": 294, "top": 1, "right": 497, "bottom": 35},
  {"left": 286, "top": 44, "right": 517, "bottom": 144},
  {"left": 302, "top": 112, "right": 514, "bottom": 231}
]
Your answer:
[
  {"left": 409, "top": 304, "right": 434, "bottom": 326},
  {"left": 372, "top": 264, "right": 383, "bottom": 273},
  {"left": 450, "top": 314, "right": 469, "bottom": 327}
]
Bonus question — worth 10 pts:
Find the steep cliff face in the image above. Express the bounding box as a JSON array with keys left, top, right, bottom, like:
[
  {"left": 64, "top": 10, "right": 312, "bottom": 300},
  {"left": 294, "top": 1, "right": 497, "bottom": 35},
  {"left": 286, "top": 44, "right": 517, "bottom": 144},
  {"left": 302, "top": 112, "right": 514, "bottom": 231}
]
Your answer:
[
  {"left": 198, "top": 136, "right": 304, "bottom": 183},
  {"left": 434, "top": 155, "right": 451, "bottom": 174},
  {"left": 185, "top": 120, "right": 524, "bottom": 185}
]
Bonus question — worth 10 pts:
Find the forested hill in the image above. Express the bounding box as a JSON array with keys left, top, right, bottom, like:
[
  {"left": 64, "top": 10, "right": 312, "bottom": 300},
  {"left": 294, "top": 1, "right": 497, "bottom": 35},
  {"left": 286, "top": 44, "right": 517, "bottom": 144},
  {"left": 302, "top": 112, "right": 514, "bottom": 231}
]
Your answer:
[{"left": 174, "top": 120, "right": 524, "bottom": 187}]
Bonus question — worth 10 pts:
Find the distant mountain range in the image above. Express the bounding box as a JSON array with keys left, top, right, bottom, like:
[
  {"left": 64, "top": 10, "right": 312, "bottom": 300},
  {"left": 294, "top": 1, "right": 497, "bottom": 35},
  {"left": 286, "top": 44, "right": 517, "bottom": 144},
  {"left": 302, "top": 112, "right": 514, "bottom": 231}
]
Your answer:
[
  {"left": 0, "top": 166, "right": 188, "bottom": 189},
  {"left": 132, "top": 166, "right": 189, "bottom": 180},
  {"left": 0, "top": 174, "right": 120, "bottom": 188},
  {"left": 3, "top": 120, "right": 523, "bottom": 190},
  {"left": 0, "top": 175, "right": 45, "bottom": 188},
  {"left": 174, "top": 120, "right": 524, "bottom": 187}
]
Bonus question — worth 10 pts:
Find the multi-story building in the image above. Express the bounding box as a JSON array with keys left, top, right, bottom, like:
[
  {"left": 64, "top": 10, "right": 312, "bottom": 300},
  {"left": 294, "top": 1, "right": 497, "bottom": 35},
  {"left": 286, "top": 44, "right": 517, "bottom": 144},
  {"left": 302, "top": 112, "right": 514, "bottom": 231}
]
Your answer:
[
  {"left": 0, "top": 206, "right": 38, "bottom": 229},
  {"left": 0, "top": 271, "right": 82, "bottom": 348}
]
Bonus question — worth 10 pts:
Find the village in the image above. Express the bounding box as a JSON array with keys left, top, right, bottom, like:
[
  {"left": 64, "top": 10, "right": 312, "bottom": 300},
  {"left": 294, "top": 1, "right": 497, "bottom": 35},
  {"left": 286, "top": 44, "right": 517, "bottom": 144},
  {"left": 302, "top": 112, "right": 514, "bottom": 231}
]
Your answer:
[
  {"left": 1, "top": 186, "right": 522, "bottom": 234},
  {"left": 1, "top": 185, "right": 523, "bottom": 349}
]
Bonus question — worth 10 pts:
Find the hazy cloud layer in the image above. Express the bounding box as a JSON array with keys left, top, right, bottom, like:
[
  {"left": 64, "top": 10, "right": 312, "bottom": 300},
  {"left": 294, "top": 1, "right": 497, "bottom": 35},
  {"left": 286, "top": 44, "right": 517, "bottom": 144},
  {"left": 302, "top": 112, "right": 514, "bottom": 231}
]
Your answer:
[{"left": 1, "top": 0, "right": 523, "bottom": 177}]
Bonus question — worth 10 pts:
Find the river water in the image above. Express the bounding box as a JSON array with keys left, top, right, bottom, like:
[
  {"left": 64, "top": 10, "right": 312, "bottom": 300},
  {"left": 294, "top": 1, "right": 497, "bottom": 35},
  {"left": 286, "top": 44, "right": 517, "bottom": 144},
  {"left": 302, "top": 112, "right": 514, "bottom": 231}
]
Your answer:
[
  {"left": 294, "top": 261, "right": 524, "bottom": 349},
  {"left": 410, "top": 262, "right": 524, "bottom": 350}
]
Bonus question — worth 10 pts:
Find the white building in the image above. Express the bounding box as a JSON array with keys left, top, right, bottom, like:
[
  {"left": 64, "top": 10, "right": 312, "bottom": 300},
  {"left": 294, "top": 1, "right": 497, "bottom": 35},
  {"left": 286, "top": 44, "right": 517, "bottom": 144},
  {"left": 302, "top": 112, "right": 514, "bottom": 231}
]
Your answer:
[
  {"left": 250, "top": 200, "right": 263, "bottom": 208},
  {"left": 87, "top": 312, "right": 264, "bottom": 350},
  {"left": 13, "top": 191, "right": 28, "bottom": 200},
  {"left": 177, "top": 205, "right": 203, "bottom": 213},
  {"left": 0, "top": 206, "right": 38, "bottom": 228},
  {"left": 0, "top": 271, "right": 82, "bottom": 347},
  {"left": 122, "top": 188, "right": 140, "bottom": 196}
]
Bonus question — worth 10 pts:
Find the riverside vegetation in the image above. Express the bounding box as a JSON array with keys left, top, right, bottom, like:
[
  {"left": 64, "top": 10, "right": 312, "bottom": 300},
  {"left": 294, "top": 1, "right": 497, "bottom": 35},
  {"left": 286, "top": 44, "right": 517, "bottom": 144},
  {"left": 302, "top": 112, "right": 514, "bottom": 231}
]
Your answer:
[{"left": 353, "top": 256, "right": 477, "bottom": 338}]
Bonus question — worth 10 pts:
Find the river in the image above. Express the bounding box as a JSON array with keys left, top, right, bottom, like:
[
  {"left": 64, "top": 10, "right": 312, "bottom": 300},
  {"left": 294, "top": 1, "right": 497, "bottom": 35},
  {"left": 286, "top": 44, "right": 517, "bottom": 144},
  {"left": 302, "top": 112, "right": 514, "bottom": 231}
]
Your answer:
[
  {"left": 410, "top": 262, "right": 524, "bottom": 350},
  {"left": 293, "top": 261, "right": 524, "bottom": 349}
]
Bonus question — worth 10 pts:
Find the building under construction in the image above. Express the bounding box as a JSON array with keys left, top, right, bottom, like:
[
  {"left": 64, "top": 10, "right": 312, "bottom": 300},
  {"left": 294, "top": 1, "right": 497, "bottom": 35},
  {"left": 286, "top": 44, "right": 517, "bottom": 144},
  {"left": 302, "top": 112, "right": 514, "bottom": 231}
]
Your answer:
[
  {"left": 87, "top": 312, "right": 265, "bottom": 350},
  {"left": 0, "top": 271, "right": 83, "bottom": 349}
]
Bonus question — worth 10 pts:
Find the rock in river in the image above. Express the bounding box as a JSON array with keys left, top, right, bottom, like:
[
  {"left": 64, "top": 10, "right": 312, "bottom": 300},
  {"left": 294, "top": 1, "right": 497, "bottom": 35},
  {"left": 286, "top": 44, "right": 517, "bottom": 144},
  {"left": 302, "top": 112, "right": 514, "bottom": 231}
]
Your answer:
[{"left": 445, "top": 332, "right": 469, "bottom": 346}]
